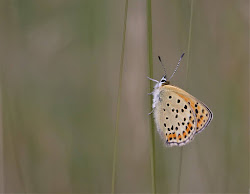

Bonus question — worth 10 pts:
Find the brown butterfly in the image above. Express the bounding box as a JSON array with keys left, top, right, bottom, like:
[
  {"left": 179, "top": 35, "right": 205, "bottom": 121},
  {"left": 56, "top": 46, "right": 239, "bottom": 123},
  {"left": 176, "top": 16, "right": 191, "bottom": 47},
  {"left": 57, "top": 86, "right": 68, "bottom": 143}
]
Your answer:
[{"left": 148, "top": 54, "right": 213, "bottom": 147}]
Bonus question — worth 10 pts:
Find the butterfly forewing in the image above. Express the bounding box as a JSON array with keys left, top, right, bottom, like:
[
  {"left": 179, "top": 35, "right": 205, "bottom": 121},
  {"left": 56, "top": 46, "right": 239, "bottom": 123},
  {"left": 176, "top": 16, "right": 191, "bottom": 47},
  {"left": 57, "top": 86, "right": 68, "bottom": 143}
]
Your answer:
[
  {"left": 166, "top": 85, "right": 213, "bottom": 134},
  {"left": 154, "top": 87, "right": 197, "bottom": 147}
]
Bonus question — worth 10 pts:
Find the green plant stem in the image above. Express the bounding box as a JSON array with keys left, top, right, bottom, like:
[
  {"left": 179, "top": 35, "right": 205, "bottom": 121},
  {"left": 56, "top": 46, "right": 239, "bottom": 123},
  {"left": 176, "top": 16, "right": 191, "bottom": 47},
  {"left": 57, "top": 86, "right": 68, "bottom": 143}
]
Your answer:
[
  {"left": 186, "top": 0, "right": 194, "bottom": 82},
  {"left": 0, "top": 73, "right": 4, "bottom": 194},
  {"left": 147, "top": 0, "right": 156, "bottom": 193},
  {"left": 177, "top": 147, "right": 183, "bottom": 193},
  {"left": 111, "top": 0, "right": 128, "bottom": 193},
  {"left": 177, "top": 0, "right": 194, "bottom": 193}
]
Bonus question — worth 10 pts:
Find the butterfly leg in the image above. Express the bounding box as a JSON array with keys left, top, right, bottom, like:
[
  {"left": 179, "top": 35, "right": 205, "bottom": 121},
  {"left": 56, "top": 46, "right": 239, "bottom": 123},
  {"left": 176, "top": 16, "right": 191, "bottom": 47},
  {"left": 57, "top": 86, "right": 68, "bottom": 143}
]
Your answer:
[
  {"left": 147, "top": 77, "right": 159, "bottom": 83},
  {"left": 148, "top": 109, "right": 154, "bottom": 115},
  {"left": 148, "top": 92, "right": 153, "bottom": 95}
]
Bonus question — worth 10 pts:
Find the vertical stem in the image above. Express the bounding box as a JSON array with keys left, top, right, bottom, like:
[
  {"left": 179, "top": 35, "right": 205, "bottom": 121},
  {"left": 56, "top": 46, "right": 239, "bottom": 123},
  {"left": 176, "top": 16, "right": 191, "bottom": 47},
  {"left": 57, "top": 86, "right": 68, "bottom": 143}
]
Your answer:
[
  {"left": 111, "top": 0, "right": 128, "bottom": 193},
  {"left": 0, "top": 75, "right": 4, "bottom": 194},
  {"left": 177, "top": 0, "right": 194, "bottom": 193},
  {"left": 147, "top": 0, "right": 156, "bottom": 193},
  {"left": 186, "top": 0, "right": 194, "bottom": 81},
  {"left": 177, "top": 147, "right": 183, "bottom": 193}
]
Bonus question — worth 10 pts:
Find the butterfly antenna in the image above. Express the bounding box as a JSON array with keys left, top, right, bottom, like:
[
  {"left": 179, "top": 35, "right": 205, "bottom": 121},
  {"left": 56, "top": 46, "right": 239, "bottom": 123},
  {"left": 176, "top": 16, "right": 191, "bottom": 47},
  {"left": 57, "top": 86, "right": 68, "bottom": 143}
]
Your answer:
[
  {"left": 169, "top": 53, "right": 185, "bottom": 80},
  {"left": 158, "top": 56, "right": 167, "bottom": 78}
]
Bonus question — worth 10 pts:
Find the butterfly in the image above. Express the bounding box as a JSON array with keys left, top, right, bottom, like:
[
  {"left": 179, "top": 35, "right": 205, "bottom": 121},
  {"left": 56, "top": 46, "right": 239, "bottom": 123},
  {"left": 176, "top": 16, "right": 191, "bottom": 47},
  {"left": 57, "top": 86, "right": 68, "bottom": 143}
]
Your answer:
[{"left": 148, "top": 53, "right": 213, "bottom": 147}]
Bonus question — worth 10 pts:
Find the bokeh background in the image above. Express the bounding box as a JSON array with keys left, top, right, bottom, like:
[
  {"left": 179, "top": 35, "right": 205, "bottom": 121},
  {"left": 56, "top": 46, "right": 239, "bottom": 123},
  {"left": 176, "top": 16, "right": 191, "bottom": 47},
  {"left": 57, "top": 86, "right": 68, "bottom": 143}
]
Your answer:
[{"left": 0, "top": 0, "right": 249, "bottom": 193}]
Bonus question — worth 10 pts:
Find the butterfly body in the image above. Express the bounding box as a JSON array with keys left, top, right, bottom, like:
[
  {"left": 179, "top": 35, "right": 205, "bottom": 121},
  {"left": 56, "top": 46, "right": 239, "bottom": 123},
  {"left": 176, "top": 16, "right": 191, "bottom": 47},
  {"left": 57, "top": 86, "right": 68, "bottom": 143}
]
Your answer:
[{"left": 150, "top": 76, "right": 213, "bottom": 147}]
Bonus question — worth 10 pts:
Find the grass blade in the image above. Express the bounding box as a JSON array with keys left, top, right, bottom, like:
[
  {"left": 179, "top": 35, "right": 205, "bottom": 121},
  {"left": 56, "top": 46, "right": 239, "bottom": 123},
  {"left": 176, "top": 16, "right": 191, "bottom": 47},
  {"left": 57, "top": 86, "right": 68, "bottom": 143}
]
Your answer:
[
  {"left": 147, "top": 0, "right": 156, "bottom": 193},
  {"left": 111, "top": 0, "right": 128, "bottom": 193},
  {"left": 177, "top": 0, "right": 194, "bottom": 193}
]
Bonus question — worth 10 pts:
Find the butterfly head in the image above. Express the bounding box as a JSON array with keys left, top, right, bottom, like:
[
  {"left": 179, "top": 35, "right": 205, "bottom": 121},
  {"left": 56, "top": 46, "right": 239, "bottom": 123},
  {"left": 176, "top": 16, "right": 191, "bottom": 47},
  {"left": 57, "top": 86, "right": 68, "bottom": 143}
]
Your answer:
[
  {"left": 160, "top": 75, "right": 170, "bottom": 85},
  {"left": 154, "top": 75, "right": 170, "bottom": 89}
]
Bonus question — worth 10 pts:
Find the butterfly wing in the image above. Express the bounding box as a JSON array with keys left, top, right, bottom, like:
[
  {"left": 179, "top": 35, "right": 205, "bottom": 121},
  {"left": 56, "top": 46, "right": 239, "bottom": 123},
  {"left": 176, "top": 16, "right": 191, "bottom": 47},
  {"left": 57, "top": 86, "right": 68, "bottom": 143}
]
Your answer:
[
  {"left": 164, "top": 85, "right": 213, "bottom": 134},
  {"left": 153, "top": 86, "right": 197, "bottom": 147}
]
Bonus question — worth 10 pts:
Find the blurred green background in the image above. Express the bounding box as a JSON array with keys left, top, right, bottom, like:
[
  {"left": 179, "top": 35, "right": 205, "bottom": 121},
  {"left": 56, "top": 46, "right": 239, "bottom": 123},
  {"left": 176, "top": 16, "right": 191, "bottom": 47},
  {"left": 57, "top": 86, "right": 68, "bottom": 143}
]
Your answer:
[{"left": 0, "top": 0, "right": 249, "bottom": 193}]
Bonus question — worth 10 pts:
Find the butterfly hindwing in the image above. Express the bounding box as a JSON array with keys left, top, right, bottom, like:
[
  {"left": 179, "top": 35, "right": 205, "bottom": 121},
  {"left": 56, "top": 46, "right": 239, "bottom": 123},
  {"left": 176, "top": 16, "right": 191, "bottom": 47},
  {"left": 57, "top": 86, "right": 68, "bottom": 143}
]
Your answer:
[
  {"left": 185, "top": 98, "right": 212, "bottom": 134},
  {"left": 154, "top": 86, "right": 197, "bottom": 147}
]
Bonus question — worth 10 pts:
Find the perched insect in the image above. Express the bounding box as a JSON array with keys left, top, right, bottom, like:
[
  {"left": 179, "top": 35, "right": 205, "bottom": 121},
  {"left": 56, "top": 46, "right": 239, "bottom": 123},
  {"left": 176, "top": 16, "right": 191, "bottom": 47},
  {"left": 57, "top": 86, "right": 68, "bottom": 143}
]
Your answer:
[{"left": 148, "top": 53, "right": 213, "bottom": 147}]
